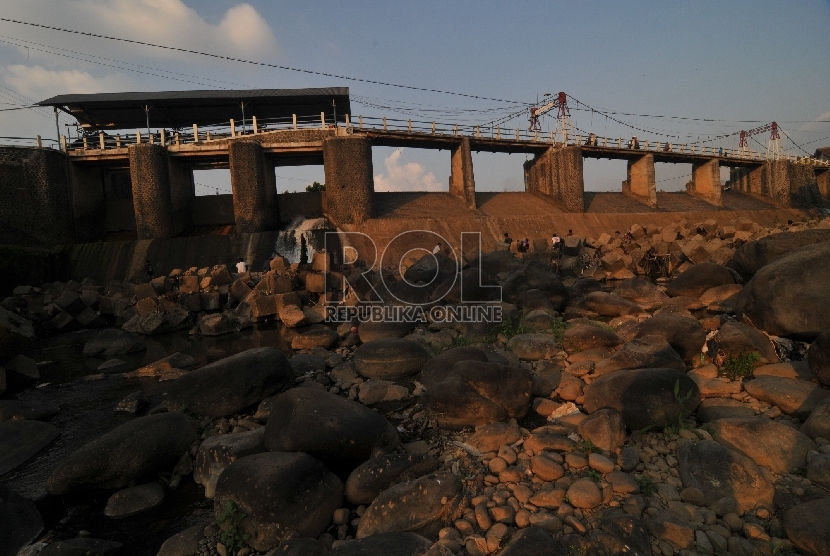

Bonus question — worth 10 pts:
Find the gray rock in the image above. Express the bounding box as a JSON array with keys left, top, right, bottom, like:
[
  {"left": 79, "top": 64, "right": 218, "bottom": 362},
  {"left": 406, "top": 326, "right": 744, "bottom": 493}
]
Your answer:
[
  {"left": 420, "top": 346, "right": 489, "bottom": 389},
  {"left": 104, "top": 482, "right": 165, "bottom": 518},
  {"left": 356, "top": 472, "right": 463, "bottom": 539},
  {"left": 353, "top": 338, "right": 430, "bottom": 380},
  {"left": 499, "top": 526, "right": 567, "bottom": 556},
  {"left": 783, "top": 496, "right": 830, "bottom": 556},
  {"left": 806, "top": 454, "right": 830, "bottom": 489},
  {"left": 577, "top": 291, "right": 642, "bottom": 317},
  {"left": 808, "top": 330, "right": 830, "bottom": 386},
  {"left": 47, "top": 412, "right": 197, "bottom": 495},
  {"left": 264, "top": 388, "right": 398, "bottom": 474},
  {"left": 165, "top": 347, "right": 292, "bottom": 418},
  {"left": 82, "top": 328, "right": 145, "bottom": 357},
  {"left": 114, "top": 391, "right": 149, "bottom": 414},
  {"left": 0, "top": 305, "right": 34, "bottom": 363},
  {"left": 357, "top": 321, "right": 416, "bottom": 343},
  {"left": 289, "top": 353, "right": 326, "bottom": 375},
  {"left": 214, "top": 452, "right": 343, "bottom": 552},
  {"left": 345, "top": 453, "right": 439, "bottom": 505},
  {"left": 0, "top": 484, "right": 43, "bottom": 556},
  {"left": 677, "top": 440, "right": 774, "bottom": 514},
  {"left": 583, "top": 368, "right": 700, "bottom": 430},
  {"left": 291, "top": 328, "right": 339, "bottom": 350},
  {"left": 194, "top": 428, "right": 266, "bottom": 498},
  {"left": 562, "top": 324, "right": 622, "bottom": 352},
  {"left": 0, "top": 420, "right": 60, "bottom": 475},
  {"left": 327, "top": 532, "right": 433, "bottom": 556},
  {"left": 577, "top": 408, "right": 626, "bottom": 452},
  {"left": 507, "top": 333, "right": 560, "bottom": 360},
  {"left": 273, "top": 538, "right": 328, "bottom": 556},
  {"left": 709, "top": 321, "right": 779, "bottom": 365},
  {"left": 802, "top": 398, "right": 830, "bottom": 440}
]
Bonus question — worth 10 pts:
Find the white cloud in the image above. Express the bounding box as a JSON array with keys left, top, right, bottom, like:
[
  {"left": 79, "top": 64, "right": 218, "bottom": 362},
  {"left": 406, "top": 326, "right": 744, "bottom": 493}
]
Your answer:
[
  {"left": 4, "top": 64, "right": 135, "bottom": 99},
  {"left": 374, "top": 149, "right": 444, "bottom": 192}
]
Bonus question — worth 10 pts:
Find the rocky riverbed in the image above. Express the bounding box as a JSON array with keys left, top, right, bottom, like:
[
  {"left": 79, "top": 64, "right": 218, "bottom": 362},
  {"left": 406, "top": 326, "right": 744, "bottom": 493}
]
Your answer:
[{"left": 2, "top": 215, "right": 830, "bottom": 556}]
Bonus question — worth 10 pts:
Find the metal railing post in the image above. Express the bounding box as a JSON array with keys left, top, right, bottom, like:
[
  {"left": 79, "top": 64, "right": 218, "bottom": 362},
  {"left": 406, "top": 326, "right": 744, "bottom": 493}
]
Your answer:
[
  {"left": 321, "top": 112, "right": 326, "bottom": 129},
  {"left": 99, "top": 132, "right": 105, "bottom": 149},
  {"left": 293, "top": 114, "right": 297, "bottom": 130},
  {"left": 252, "top": 116, "right": 258, "bottom": 134},
  {"left": 36, "top": 135, "right": 42, "bottom": 148},
  {"left": 230, "top": 119, "right": 236, "bottom": 137}
]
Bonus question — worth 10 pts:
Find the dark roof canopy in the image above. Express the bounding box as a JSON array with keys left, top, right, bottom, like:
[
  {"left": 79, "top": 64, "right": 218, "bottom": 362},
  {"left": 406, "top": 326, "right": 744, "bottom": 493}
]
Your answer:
[{"left": 37, "top": 87, "right": 350, "bottom": 130}]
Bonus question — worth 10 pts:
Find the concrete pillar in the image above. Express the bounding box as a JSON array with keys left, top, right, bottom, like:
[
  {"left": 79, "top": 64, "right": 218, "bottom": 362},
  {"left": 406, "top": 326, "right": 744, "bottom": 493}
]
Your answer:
[
  {"left": 168, "top": 156, "right": 193, "bottom": 235},
  {"left": 688, "top": 158, "right": 722, "bottom": 206},
  {"left": 229, "top": 141, "right": 269, "bottom": 233},
  {"left": 523, "top": 147, "right": 584, "bottom": 212},
  {"left": 68, "top": 161, "right": 106, "bottom": 242},
  {"left": 449, "top": 137, "right": 476, "bottom": 209},
  {"left": 323, "top": 136, "right": 374, "bottom": 225},
  {"left": 0, "top": 147, "right": 74, "bottom": 245},
  {"left": 262, "top": 156, "right": 280, "bottom": 228},
  {"left": 818, "top": 169, "right": 830, "bottom": 201},
  {"left": 623, "top": 153, "right": 657, "bottom": 208},
  {"left": 129, "top": 143, "right": 174, "bottom": 239}
]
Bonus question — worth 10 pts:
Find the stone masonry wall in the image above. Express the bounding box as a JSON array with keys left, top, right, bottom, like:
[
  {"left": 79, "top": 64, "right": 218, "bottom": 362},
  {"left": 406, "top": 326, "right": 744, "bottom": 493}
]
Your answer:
[
  {"left": 323, "top": 136, "right": 374, "bottom": 226},
  {"left": 0, "top": 146, "right": 74, "bottom": 246},
  {"left": 449, "top": 137, "right": 477, "bottom": 210},
  {"left": 229, "top": 141, "right": 270, "bottom": 233},
  {"left": 129, "top": 143, "right": 174, "bottom": 239}
]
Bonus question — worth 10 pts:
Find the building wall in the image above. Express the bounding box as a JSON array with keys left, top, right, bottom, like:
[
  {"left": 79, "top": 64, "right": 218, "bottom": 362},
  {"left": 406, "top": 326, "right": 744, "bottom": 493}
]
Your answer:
[{"left": 0, "top": 146, "right": 74, "bottom": 246}]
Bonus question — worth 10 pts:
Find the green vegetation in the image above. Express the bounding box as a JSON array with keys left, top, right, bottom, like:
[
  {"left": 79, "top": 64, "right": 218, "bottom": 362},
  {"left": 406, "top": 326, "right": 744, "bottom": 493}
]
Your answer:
[
  {"left": 586, "top": 469, "right": 602, "bottom": 482},
  {"left": 547, "top": 319, "right": 569, "bottom": 344},
  {"left": 217, "top": 500, "right": 250, "bottom": 554},
  {"left": 305, "top": 181, "right": 326, "bottom": 192},
  {"left": 636, "top": 475, "right": 657, "bottom": 497},
  {"left": 668, "top": 379, "right": 695, "bottom": 432},
  {"left": 577, "top": 438, "right": 599, "bottom": 454},
  {"left": 718, "top": 352, "right": 760, "bottom": 381}
]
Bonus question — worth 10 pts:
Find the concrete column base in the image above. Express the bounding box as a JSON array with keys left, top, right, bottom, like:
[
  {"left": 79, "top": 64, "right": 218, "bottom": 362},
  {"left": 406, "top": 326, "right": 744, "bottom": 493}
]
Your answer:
[
  {"left": 524, "top": 146, "right": 584, "bottom": 212},
  {"left": 818, "top": 169, "right": 830, "bottom": 201},
  {"left": 623, "top": 153, "right": 657, "bottom": 208},
  {"left": 450, "top": 137, "right": 476, "bottom": 209},
  {"left": 323, "top": 136, "right": 374, "bottom": 226},
  {"left": 229, "top": 141, "right": 270, "bottom": 233},
  {"left": 688, "top": 158, "right": 722, "bottom": 206},
  {"left": 129, "top": 143, "right": 174, "bottom": 239}
]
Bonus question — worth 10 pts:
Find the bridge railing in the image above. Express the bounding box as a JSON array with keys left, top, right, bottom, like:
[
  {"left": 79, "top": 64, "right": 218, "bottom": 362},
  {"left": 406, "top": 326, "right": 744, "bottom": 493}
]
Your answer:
[{"left": 0, "top": 135, "right": 60, "bottom": 149}]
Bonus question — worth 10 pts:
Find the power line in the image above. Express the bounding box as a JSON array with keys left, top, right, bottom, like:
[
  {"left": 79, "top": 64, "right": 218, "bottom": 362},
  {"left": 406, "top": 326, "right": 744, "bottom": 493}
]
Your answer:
[{"left": 0, "top": 17, "right": 528, "bottom": 105}]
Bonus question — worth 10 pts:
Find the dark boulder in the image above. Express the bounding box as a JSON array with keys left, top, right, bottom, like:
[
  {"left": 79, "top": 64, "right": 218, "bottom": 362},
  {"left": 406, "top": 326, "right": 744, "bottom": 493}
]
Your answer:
[
  {"left": 631, "top": 313, "right": 707, "bottom": 361},
  {"left": 82, "top": 328, "right": 145, "bottom": 357},
  {"left": 562, "top": 323, "right": 622, "bottom": 353},
  {"left": 165, "top": 347, "right": 292, "bottom": 417},
  {"left": 501, "top": 261, "right": 569, "bottom": 309},
  {"left": 577, "top": 291, "right": 642, "bottom": 317},
  {"left": 214, "top": 452, "right": 343, "bottom": 552},
  {"left": 0, "top": 420, "right": 60, "bottom": 475},
  {"left": 264, "top": 388, "right": 398, "bottom": 474},
  {"left": 420, "top": 346, "right": 489, "bottom": 389},
  {"left": 328, "top": 532, "right": 433, "bottom": 556},
  {"left": 422, "top": 360, "right": 533, "bottom": 429},
  {"left": 583, "top": 368, "right": 700, "bottom": 430},
  {"left": 39, "top": 539, "right": 123, "bottom": 556},
  {"left": 345, "top": 453, "right": 439, "bottom": 505},
  {"left": 729, "top": 229, "right": 830, "bottom": 280},
  {"left": 666, "top": 262, "right": 735, "bottom": 298},
  {"left": 808, "top": 330, "right": 830, "bottom": 386},
  {"left": 784, "top": 496, "right": 830, "bottom": 556},
  {"left": 0, "top": 400, "right": 60, "bottom": 422},
  {"left": 735, "top": 242, "right": 830, "bottom": 341},
  {"left": 500, "top": 527, "right": 567, "bottom": 556},
  {"left": 708, "top": 321, "right": 779, "bottom": 365},
  {"left": 592, "top": 337, "right": 686, "bottom": 376},
  {"left": 353, "top": 338, "right": 430, "bottom": 380},
  {"left": 47, "top": 412, "right": 197, "bottom": 495},
  {"left": 0, "top": 484, "right": 43, "bottom": 556}
]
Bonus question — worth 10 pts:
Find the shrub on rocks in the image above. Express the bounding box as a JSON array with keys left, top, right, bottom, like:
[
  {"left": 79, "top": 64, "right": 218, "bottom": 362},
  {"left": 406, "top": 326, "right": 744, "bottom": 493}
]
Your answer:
[
  {"left": 264, "top": 388, "right": 399, "bottom": 474},
  {"left": 677, "top": 440, "right": 774, "bottom": 514},
  {"left": 808, "top": 330, "right": 830, "bottom": 386},
  {"left": 47, "top": 412, "right": 197, "bottom": 495},
  {"left": 356, "top": 472, "right": 463, "bottom": 540},
  {"left": 165, "top": 347, "right": 292, "bottom": 418},
  {"left": 583, "top": 368, "right": 700, "bottom": 430},
  {"left": 345, "top": 453, "right": 439, "bottom": 505},
  {"left": 421, "top": 361, "right": 533, "bottom": 429},
  {"left": 353, "top": 338, "right": 430, "bottom": 380},
  {"left": 630, "top": 313, "right": 706, "bottom": 361},
  {"left": 735, "top": 241, "right": 830, "bottom": 341},
  {"left": 666, "top": 262, "right": 735, "bottom": 298},
  {"left": 708, "top": 417, "right": 814, "bottom": 474},
  {"left": 214, "top": 452, "right": 343, "bottom": 552}
]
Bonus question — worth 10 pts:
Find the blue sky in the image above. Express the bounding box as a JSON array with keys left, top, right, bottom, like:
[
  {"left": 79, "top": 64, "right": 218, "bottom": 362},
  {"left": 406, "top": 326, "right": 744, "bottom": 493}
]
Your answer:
[{"left": 1, "top": 0, "right": 828, "bottom": 194}]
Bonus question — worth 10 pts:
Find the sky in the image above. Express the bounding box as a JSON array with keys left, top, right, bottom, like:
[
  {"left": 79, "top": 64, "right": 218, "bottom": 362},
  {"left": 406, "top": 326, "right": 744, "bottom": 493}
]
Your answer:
[{"left": 1, "top": 0, "right": 829, "bottom": 195}]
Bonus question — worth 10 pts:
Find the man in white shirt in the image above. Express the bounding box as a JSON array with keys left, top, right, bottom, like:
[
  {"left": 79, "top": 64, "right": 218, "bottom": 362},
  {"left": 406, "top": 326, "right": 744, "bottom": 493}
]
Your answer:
[
  {"left": 236, "top": 258, "right": 248, "bottom": 273},
  {"left": 432, "top": 243, "right": 441, "bottom": 255}
]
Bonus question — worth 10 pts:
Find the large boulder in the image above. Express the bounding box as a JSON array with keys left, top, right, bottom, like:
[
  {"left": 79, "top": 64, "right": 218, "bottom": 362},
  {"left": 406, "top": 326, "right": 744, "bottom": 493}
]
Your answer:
[
  {"left": 0, "top": 305, "right": 34, "bottom": 363},
  {"left": 156, "top": 524, "right": 205, "bottom": 556},
  {"left": 264, "top": 388, "right": 398, "bottom": 474},
  {"left": 631, "top": 313, "right": 706, "bottom": 361},
  {"left": 735, "top": 242, "right": 830, "bottom": 340},
  {"left": 577, "top": 291, "right": 642, "bottom": 317},
  {"left": 214, "top": 452, "right": 343, "bottom": 552},
  {"left": 194, "top": 428, "right": 266, "bottom": 498},
  {"left": 708, "top": 321, "right": 779, "bottom": 365},
  {"left": 353, "top": 338, "right": 430, "bottom": 380},
  {"left": 499, "top": 527, "right": 567, "bottom": 556},
  {"left": 358, "top": 321, "right": 415, "bottom": 343},
  {"left": 583, "top": 368, "right": 700, "bottom": 430},
  {"left": 783, "top": 497, "right": 830, "bottom": 556},
  {"left": 328, "top": 532, "right": 433, "bottom": 556},
  {"left": 421, "top": 360, "right": 533, "bottom": 429},
  {"left": 576, "top": 408, "right": 626, "bottom": 452},
  {"left": 0, "top": 420, "right": 60, "bottom": 475},
  {"left": 708, "top": 417, "right": 814, "bottom": 474},
  {"left": 0, "top": 484, "right": 43, "bottom": 556},
  {"left": 39, "top": 539, "right": 123, "bottom": 556},
  {"left": 47, "top": 412, "right": 197, "bottom": 495},
  {"left": 420, "top": 346, "right": 489, "bottom": 389},
  {"left": 507, "top": 333, "right": 559, "bottom": 360},
  {"left": 82, "top": 328, "right": 145, "bottom": 357},
  {"left": 678, "top": 440, "right": 774, "bottom": 514},
  {"left": 501, "top": 261, "right": 569, "bottom": 309},
  {"left": 562, "top": 323, "right": 622, "bottom": 352},
  {"left": 729, "top": 229, "right": 830, "bottom": 280},
  {"left": 403, "top": 252, "right": 457, "bottom": 287},
  {"left": 614, "top": 277, "right": 669, "bottom": 309},
  {"left": 666, "top": 262, "right": 735, "bottom": 298},
  {"left": 356, "top": 472, "right": 463, "bottom": 539},
  {"left": 345, "top": 453, "right": 439, "bottom": 505},
  {"left": 744, "top": 376, "right": 830, "bottom": 420},
  {"left": 808, "top": 330, "right": 830, "bottom": 386},
  {"left": 165, "top": 347, "right": 292, "bottom": 417},
  {"left": 802, "top": 399, "right": 830, "bottom": 439},
  {"left": 591, "top": 337, "right": 686, "bottom": 376}
]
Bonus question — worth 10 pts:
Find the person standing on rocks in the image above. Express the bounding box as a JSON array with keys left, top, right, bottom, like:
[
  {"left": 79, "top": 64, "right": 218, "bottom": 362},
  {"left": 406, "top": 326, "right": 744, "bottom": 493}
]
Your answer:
[
  {"left": 433, "top": 243, "right": 441, "bottom": 255},
  {"left": 263, "top": 257, "right": 273, "bottom": 272},
  {"left": 236, "top": 258, "right": 248, "bottom": 273},
  {"left": 503, "top": 232, "right": 512, "bottom": 246},
  {"left": 144, "top": 259, "right": 154, "bottom": 281}
]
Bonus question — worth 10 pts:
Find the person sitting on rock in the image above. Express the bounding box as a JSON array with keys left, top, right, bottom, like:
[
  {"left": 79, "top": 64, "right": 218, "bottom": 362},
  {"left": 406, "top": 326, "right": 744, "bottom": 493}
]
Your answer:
[
  {"left": 145, "top": 260, "right": 154, "bottom": 281},
  {"left": 433, "top": 243, "right": 441, "bottom": 255},
  {"left": 503, "top": 232, "right": 512, "bottom": 245}
]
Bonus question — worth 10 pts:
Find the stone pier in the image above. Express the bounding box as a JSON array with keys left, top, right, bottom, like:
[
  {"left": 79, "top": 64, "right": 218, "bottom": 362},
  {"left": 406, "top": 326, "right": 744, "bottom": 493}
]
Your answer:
[
  {"left": 730, "top": 160, "right": 821, "bottom": 208},
  {"left": 449, "top": 137, "right": 476, "bottom": 210},
  {"left": 688, "top": 158, "right": 722, "bottom": 206},
  {"left": 129, "top": 143, "right": 174, "bottom": 239},
  {"left": 818, "top": 169, "right": 830, "bottom": 201},
  {"left": 524, "top": 146, "right": 584, "bottom": 212},
  {"left": 323, "top": 136, "right": 374, "bottom": 225},
  {"left": 622, "top": 154, "right": 657, "bottom": 208},
  {"left": 229, "top": 141, "right": 270, "bottom": 233}
]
